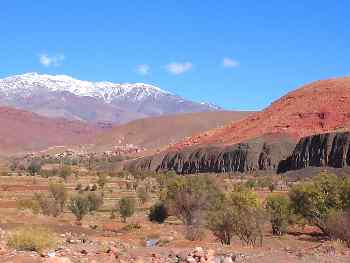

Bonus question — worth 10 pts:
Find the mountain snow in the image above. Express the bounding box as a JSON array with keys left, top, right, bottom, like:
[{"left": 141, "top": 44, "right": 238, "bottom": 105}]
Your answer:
[
  {"left": 0, "top": 72, "right": 178, "bottom": 103},
  {"left": 0, "top": 72, "right": 221, "bottom": 123}
]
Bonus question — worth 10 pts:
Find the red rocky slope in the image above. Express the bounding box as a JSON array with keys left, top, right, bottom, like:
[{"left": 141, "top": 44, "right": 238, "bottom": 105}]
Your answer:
[{"left": 173, "top": 77, "right": 350, "bottom": 149}]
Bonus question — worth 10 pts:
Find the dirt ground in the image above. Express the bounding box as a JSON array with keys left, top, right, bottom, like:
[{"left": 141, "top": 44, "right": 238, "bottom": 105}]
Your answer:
[{"left": 0, "top": 175, "right": 349, "bottom": 262}]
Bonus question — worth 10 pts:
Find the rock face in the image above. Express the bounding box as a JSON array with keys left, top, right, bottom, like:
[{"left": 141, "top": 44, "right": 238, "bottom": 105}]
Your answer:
[
  {"left": 278, "top": 132, "right": 350, "bottom": 173},
  {"left": 127, "top": 134, "right": 295, "bottom": 174}
]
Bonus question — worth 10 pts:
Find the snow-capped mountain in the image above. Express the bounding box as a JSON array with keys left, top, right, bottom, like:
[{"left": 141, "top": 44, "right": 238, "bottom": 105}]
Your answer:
[{"left": 0, "top": 73, "right": 221, "bottom": 123}]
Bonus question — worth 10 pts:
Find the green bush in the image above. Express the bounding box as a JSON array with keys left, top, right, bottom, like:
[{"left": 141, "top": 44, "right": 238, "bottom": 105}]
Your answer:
[
  {"left": 207, "top": 188, "right": 265, "bottom": 246},
  {"left": 27, "top": 161, "right": 41, "bottom": 176},
  {"left": 164, "top": 175, "right": 221, "bottom": 225},
  {"left": 117, "top": 197, "right": 136, "bottom": 223},
  {"left": 48, "top": 181, "right": 67, "bottom": 215},
  {"left": 86, "top": 192, "right": 104, "bottom": 212},
  {"left": 289, "top": 172, "right": 350, "bottom": 235},
  {"left": 7, "top": 226, "right": 57, "bottom": 252},
  {"left": 68, "top": 194, "right": 90, "bottom": 221},
  {"left": 245, "top": 179, "right": 257, "bottom": 189},
  {"left": 149, "top": 202, "right": 168, "bottom": 223},
  {"left": 266, "top": 194, "right": 291, "bottom": 236}
]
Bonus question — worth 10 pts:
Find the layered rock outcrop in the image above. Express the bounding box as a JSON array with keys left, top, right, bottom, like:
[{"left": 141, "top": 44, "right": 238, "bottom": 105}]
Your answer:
[
  {"left": 278, "top": 132, "right": 350, "bottom": 173},
  {"left": 127, "top": 134, "right": 295, "bottom": 174}
]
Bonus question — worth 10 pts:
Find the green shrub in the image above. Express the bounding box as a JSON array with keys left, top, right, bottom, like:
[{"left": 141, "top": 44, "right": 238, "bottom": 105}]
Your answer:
[
  {"left": 117, "top": 197, "right": 136, "bottom": 223},
  {"left": 27, "top": 161, "right": 41, "bottom": 176},
  {"left": 207, "top": 188, "right": 265, "bottom": 246},
  {"left": 86, "top": 192, "right": 104, "bottom": 212},
  {"left": 68, "top": 194, "right": 90, "bottom": 221},
  {"left": 149, "top": 202, "right": 168, "bottom": 223},
  {"left": 48, "top": 181, "right": 67, "bottom": 215},
  {"left": 245, "top": 179, "right": 257, "bottom": 189},
  {"left": 266, "top": 194, "right": 291, "bottom": 236},
  {"left": 7, "top": 226, "right": 57, "bottom": 252},
  {"left": 289, "top": 172, "right": 350, "bottom": 235}
]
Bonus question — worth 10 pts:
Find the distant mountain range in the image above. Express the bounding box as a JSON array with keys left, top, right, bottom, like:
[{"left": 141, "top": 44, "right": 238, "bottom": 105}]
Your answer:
[{"left": 0, "top": 73, "right": 221, "bottom": 124}]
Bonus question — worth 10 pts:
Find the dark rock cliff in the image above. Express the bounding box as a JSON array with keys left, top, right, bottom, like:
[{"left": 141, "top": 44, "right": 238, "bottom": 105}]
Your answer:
[
  {"left": 126, "top": 134, "right": 295, "bottom": 174},
  {"left": 278, "top": 132, "right": 350, "bottom": 173}
]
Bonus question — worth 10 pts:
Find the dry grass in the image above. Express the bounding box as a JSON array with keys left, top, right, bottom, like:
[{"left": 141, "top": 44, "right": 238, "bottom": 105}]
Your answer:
[{"left": 7, "top": 226, "right": 58, "bottom": 252}]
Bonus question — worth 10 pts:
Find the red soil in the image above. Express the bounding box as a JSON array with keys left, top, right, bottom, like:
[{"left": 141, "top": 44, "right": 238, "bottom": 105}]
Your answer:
[
  {"left": 174, "top": 77, "right": 350, "bottom": 149},
  {"left": 0, "top": 107, "right": 102, "bottom": 154}
]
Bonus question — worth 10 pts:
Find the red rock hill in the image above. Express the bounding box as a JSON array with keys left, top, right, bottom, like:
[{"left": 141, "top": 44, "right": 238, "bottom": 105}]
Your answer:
[{"left": 174, "top": 77, "right": 350, "bottom": 149}]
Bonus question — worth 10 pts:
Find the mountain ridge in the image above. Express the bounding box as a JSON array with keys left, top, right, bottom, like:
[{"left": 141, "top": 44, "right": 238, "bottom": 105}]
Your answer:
[{"left": 0, "top": 72, "right": 221, "bottom": 123}]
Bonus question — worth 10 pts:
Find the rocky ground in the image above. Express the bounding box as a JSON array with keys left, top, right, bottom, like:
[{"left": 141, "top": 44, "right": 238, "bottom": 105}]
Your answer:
[{"left": 0, "top": 226, "right": 350, "bottom": 263}]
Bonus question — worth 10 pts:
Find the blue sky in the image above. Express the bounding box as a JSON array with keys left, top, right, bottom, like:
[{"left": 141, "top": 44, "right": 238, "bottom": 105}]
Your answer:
[{"left": 1, "top": 1, "right": 350, "bottom": 110}]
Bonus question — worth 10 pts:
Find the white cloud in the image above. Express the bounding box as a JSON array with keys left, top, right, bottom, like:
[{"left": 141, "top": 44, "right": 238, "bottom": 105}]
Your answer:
[
  {"left": 223, "top": 57, "right": 240, "bottom": 68},
  {"left": 166, "top": 62, "right": 192, "bottom": 75},
  {"left": 39, "top": 53, "right": 65, "bottom": 67},
  {"left": 136, "top": 64, "right": 150, "bottom": 75}
]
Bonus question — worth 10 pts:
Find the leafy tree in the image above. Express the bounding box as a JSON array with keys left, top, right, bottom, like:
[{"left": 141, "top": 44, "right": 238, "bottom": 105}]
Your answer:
[
  {"left": 27, "top": 161, "right": 41, "bottom": 176},
  {"left": 68, "top": 194, "right": 90, "bottom": 221},
  {"left": 117, "top": 197, "right": 136, "bottom": 223},
  {"left": 266, "top": 194, "right": 291, "bottom": 235},
  {"left": 86, "top": 192, "right": 103, "bottom": 213},
  {"left": 48, "top": 181, "right": 67, "bottom": 215},
  {"left": 207, "top": 188, "right": 265, "bottom": 246},
  {"left": 289, "top": 172, "right": 350, "bottom": 235},
  {"left": 164, "top": 175, "right": 221, "bottom": 227}
]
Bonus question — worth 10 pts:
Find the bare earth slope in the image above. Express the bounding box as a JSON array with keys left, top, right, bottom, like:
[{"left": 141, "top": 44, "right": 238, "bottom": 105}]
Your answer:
[
  {"left": 174, "top": 77, "right": 350, "bottom": 149},
  {"left": 93, "top": 111, "right": 252, "bottom": 152},
  {"left": 127, "top": 77, "right": 350, "bottom": 174},
  {"left": 0, "top": 107, "right": 102, "bottom": 155}
]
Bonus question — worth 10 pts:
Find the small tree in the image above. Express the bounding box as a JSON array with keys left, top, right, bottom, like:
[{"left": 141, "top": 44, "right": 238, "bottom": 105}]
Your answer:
[
  {"left": 68, "top": 194, "right": 90, "bottom": 221},
  {"left": 289, "top": 172, "right": 350, "bottom": 235},
  {"left": 266, "top": 194, "right": 291, "bottom": 236},
  {"left": 86, "top": 192, "right": 103, "bottom": 213},
  {"left": 48, "top": 182, "right": 67, "bottom": 215},
  {"left": 149, "top": 202, "right": 168, "bottom": 223},
  {"left": 27, "top": 161, "right": 41, "bottom": 176},
  {"left": 208, "top": 188, "right": 265, "bottom": 246},
  {"left": 207, "top": 196, "right": 234, "bottom": 245},
  {"left": 117, "top": 197, "right": 136, "bottom": 223}
]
